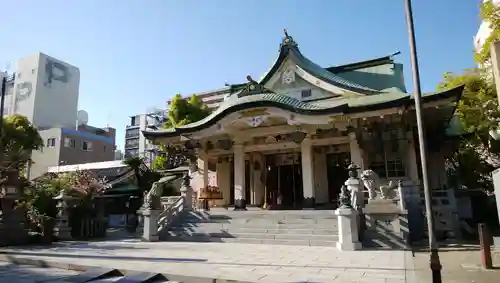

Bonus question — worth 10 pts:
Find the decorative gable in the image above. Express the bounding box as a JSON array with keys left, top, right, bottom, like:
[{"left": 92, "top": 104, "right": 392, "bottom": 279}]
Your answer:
[{"left": 258, "top": 30, "right": 379, "bottom": 99}]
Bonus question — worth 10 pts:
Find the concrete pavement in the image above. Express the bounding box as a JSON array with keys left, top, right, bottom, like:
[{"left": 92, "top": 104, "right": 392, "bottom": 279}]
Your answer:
[
  {"left": 0, "top": 261, "right": 78, "bottom": 283},
  {"left": 413, "top": 245, "right": 500, "bottom": 283},
  {"left": 0, "top": 240, "right": 416, "bottom": 283}
]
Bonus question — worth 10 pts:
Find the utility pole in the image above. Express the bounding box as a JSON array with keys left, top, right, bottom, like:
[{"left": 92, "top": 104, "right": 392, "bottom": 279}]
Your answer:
[
  {"left": 403, "top": 0, "right": 442, "bottom": 282},
  {"left": 0, "top": 74, "right": 6, "bottom": 149}
]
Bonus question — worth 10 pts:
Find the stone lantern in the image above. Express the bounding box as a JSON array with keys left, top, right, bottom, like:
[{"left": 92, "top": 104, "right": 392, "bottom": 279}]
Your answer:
[
  {"left": 347, "top": 163, "right": 360, "bottom": 179},
  {"left": 53, "top": 190, "right": 75, "bottom": 240},
  {"left": 0, "top": 169, "right": 28, "bottom": 246}
]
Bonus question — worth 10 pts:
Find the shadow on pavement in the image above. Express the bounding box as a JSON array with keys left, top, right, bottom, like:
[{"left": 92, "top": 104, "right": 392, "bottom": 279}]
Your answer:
[
  {"left": 1, "top": 251, "right": 208, "bottom": 263},
  {"left": 0, "top": 261, "right": 77, "bottom": 282},
  {"left": 0, "top": 250, "right": 415, "bottom": 272}
]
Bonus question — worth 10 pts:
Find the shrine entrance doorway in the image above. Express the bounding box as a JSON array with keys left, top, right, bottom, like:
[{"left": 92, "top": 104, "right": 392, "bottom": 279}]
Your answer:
[{"left": 265, "top": 153, "right": 303, "bottom": 209}]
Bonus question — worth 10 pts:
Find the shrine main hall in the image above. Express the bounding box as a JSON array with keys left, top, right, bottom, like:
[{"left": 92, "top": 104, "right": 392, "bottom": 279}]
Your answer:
[{"left": 143, "top": 31, "right": 463, "bottom": 210}]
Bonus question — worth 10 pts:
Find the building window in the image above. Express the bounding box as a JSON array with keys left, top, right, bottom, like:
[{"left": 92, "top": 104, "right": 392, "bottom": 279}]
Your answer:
[
  {"left": 46, "top": 138, "right": 56, "bottom": 148},
  {"left": 301, "top": 89, "right": 312, "bottom": 98},
  {"left": 64, "top": 137, "right": 76, "bottom": 148},
  {"left": 125, "top": 138, "right": 140, "bottom": 148},
  {"left": 369, "top": 146, "right": 405, "bottom": 179},
  {"left": 124, "top": 149, "right": 139, "bottom": 158},
  {"left": 103, "top": 146, "right": 107, "bottom": 152},
  {"left": 130, "top": 115, "right": 141, "bottom": 127},
  {"left": 82, "top": 141, "right": 93, "bottom": 151},
  {"left": 125, "top": 128, "right": 140, "bottom": 138}
]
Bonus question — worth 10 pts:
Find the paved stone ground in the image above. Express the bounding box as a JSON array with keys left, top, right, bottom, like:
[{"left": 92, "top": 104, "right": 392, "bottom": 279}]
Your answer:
[
  {"left": 0, "top": 261, "right": 78, "bottom": 283},
  {"left": 0, "top": 240, "right": 416, "bottom": 283},
  {"left": 413, "top": 245, "right": 500, "bottom": 283}
]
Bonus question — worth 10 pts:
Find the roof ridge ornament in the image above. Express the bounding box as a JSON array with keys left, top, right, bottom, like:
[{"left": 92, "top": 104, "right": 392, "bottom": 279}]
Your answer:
[
  {"left": 237, "top": 75, "right": 268, "bottom": 97},
  {"left": 280, "top": 28, "right": 298, "bottom": 49}
]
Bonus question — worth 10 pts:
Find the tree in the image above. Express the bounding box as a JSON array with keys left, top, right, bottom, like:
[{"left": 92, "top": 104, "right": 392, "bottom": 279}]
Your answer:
[
  {"left": 436, "top": 2, "right": 500, "bottom": 194},
  {"left": 438, "top": 69, "right": 500, "bottom": 146},
  {"left": 437, "top": 69, "right": 500, "bottom": 192},
  {"left": 123, "top": 156, "right": 162, "bottom": 195},
  {"left": 17, "top": 170, "right": 108, "bottom": 242},
  {"left": 153, "top": 94, "right": 211, "bottom": 170},
  {"left": 1, "top": 115, "right": 43, "bottom": 173}
]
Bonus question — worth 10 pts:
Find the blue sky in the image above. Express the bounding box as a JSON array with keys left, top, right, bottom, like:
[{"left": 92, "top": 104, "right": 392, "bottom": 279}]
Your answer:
[{"left": 0, "top": 0, "right": 480, "bottom": 149}]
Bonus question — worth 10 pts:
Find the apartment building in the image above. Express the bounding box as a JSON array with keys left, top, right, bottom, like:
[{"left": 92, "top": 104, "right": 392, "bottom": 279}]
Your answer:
[
  {"left": 166, "top": 86, "right": 231, "bottom": 110},
  {"left": 30, "top": 124, "right": 116, "bottom": 179},
  {"left": 123, "top": 87, "right": 230, "bottom": 162},
  {"left": 124, "top": 109, "right": 166, "bottom": 163},
  {"left": 2, "top": 52, "right": 80, "bottom": 128}
]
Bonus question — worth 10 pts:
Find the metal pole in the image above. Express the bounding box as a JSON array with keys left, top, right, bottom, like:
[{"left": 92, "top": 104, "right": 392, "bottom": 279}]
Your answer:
[
  {"left": 0, "top": 75, "right": 6, "bottom": 140},
  {"left": 0, "top": 75, "right": 6, "bottom": 165},
  {"left": 404, "top": 0, "right": 442, "bottom": 282}
]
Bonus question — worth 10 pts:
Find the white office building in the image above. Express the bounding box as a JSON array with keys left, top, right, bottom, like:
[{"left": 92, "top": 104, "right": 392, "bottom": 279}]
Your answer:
[
  {"left": 474, "top": 0, "right": 500, "bottom": 53},
  {"left": 124, "top": 109, "right": 167, "bottom": 165},
  {"left": 2, "top": 52, "right": 80, "bottom": 129}
]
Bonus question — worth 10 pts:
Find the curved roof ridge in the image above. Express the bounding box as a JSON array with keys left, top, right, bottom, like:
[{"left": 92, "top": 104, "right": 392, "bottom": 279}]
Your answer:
[{"left": 257, "top": 30, "right": 380, "bottom": 95}]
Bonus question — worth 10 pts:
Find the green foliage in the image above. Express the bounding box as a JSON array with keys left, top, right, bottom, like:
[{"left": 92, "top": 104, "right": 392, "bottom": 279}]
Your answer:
[
  {"left": 17, "top": 176, "right": 59, "bottom": 228},
  {"left": 165, "top": 94, "right": 211, "bottom": 128},
  {"left": 1, "top": 114, "right": 43, "bottom": 171},
  {"left": 447, "top": 145, "right": 495, "bottom": 192},
  {"left": 438, "top": 69, "right": 500, "bottom": 144},
  {"left": 475, "top": 1, "right": 500, "bottom": 64},
  {"left": 17, "top": 171, "right": 108, "bottom": 229},
  {"left": 123, "top": 157, "right": 162, "bottom": 194},
  {"left": 437, "top": 3, "right": 500, "bottom": 192},
  {"left": 153, "top": 94, "right": 211, "bottom": 170},
  {"left": 69, "top": 171, "right": 108, "bottom": 204},
  {"left": 152, "top": 153, "right": 167, "bottom": 170},
  {"left": 123, "top": 156, "right": 143, "bottom": 170}
]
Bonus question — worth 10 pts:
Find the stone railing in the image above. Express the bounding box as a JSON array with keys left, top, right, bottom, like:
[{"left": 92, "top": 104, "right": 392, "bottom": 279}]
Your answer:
[
  {"left": 141, "top": 194, "right": 189, "bottom": 241},
  {"left": 158, "top": 196, "right": 184, "bottom": 233}
]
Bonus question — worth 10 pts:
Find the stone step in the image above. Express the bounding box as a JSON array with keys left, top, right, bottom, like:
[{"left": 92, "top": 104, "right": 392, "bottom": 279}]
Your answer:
[
  {"left": 165, "top": 230, "right": 338, "bottom": 242},
  {"left": 169, "top": 225, "right": 338, "bottom": 235},
  {"left": 201, "top": 211, "right": 337, "bottom": 218},
  {"left": 173, "top": 221, "right": 337, "bottom": 229},
  {"left": 180, "top": 217, "right": 338, "bottom": 225},
  {"left": 164, "top": 234, "right": 338, "bottom": 247}
]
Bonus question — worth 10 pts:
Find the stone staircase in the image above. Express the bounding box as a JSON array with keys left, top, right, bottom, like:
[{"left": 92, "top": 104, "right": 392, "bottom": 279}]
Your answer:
[{"left": 161, "top": 208, "right": 339, "bottom": 246}]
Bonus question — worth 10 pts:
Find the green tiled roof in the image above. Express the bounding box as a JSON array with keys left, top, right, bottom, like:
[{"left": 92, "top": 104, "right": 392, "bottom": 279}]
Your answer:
[
  {"left": 255, "top": 34, "right": 380, "bottom": 95},
  {"left": 143, "top": 85, "right": 464, "bottom": 139}
]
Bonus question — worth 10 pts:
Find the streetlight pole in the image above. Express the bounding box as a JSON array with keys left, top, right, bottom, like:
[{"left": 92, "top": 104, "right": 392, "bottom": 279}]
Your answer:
[{"left": 404, "top": 0, "right": 442, "bottom": 282}]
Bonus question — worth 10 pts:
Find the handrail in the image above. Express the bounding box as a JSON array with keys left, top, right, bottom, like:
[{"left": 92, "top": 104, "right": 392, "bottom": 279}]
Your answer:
[
  {"left": 157, "top": 196, "right": 184, "bottom": 232},
  {"left": 144, "top": 175, "right": 181, "bottom": 204}
]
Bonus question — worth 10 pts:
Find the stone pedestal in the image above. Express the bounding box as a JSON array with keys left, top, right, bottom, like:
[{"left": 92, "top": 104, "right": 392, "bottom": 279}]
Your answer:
[
  {"left": 335, "top": 207, "right": 362, "bottom": 251},
  {"left": 0, "top": 198, "right": 29, "bottom": 246},
  {"left": 362, "top": 199, "right": 409, "bottom": 249},
  {"left": 141, "top": 209, "right": 160, "bottom": 241},
  {"left": 180, "top": 185, "right": 193, "bottom": 211}
]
